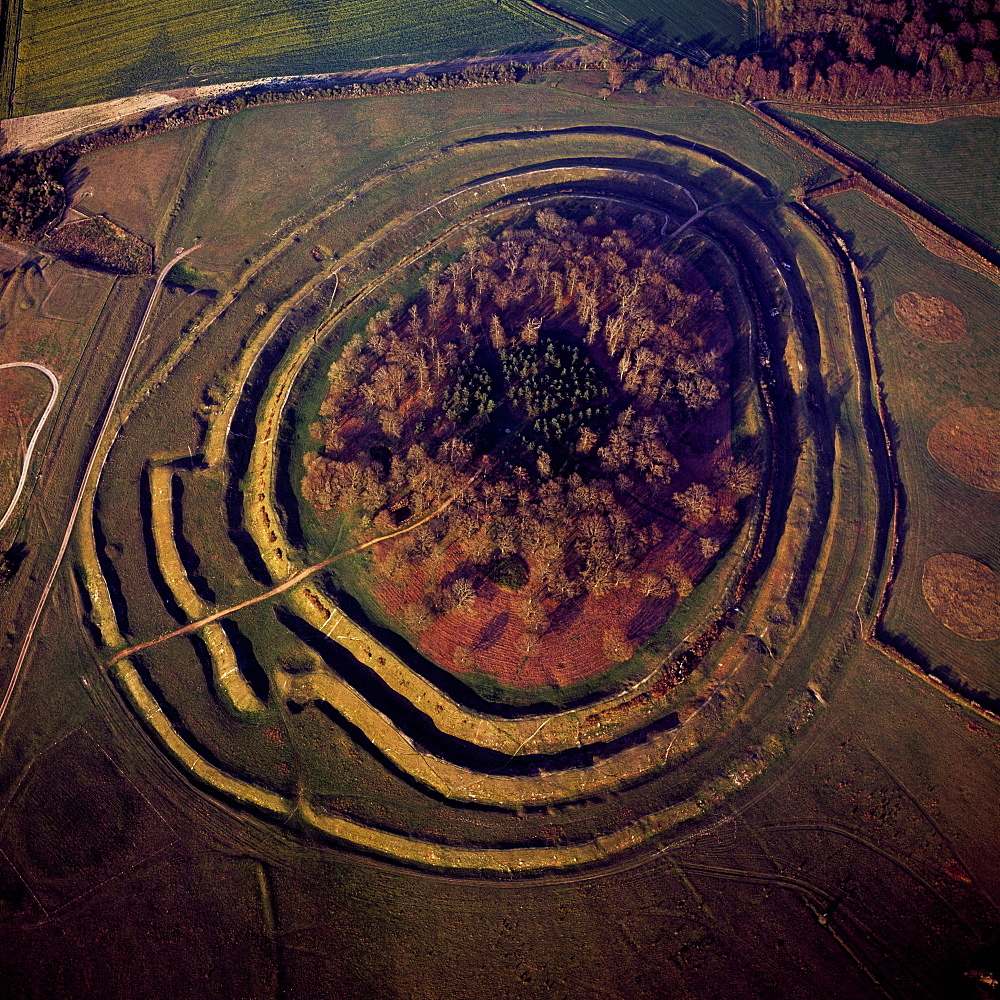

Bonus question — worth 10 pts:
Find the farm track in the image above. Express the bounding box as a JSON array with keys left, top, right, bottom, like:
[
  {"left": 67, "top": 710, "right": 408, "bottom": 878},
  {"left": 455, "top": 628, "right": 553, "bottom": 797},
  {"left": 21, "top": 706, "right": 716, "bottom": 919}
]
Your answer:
[
  {"left": 80, "top": 142, "right": 740, "bottom": 758},
  {"left": 212, "top": 157, "right": 764, "bottom": 752},
  {"left": 0, "top": 47, "right": 598, "bottom": 155},
  {"left": 109, "top": 459, "right": 488, "bottom": 668},
  {"left": 0, "top": 362, "right": 59, "bottom": 533},
  {"left": 0, "top": 243, "right": 200, "bottom": 736},
  {"left": 107, "top": 199, "right": 805, "bottom": 863},
  {"left": 520, "top": 1, "right": 640, "bottom": 53},
  {"left": 763, "top": 819, "right": 977, "bottom": 931}
]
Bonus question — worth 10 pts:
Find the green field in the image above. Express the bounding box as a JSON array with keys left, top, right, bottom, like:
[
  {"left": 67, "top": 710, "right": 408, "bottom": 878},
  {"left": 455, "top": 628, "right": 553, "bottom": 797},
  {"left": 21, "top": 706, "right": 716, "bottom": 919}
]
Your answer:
[
  {"left": 551, "top": 0, "right": 750, "bottom": 55},
  {"left": 791, "top": 113, "right": 1000, "bottom": 249},
  {"left": 815, "top": 189, "right": 1000, "bottom": 696},
  {"left": 7, "top": 0, "right": 569, "bottom": 117}
]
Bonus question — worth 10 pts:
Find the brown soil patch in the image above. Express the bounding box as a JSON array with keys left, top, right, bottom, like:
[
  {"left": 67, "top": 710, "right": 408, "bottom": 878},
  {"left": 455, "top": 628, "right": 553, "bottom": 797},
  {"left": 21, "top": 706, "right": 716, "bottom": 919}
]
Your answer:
[
  {"left": 892, "top": 291, "right": 967, "bottom": 343},
  {"left": 372, "top": 428, "right": 735, "bottom": 691},
  {"left": 927, "top": 407, "right": 1000, "bottom": 492},
  {"left": 922, "top": 553, "right": 1000, "bottom": 641},
  {"left": 41, "top": 216, "right": 152, "bottom": 274}
]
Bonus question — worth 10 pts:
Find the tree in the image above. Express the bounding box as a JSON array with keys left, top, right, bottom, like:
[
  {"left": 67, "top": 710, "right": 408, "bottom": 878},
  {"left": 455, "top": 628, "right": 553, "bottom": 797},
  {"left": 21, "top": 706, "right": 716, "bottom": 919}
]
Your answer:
[
  {"left": 675, "top": 483, "right": 715, "bottom": 525},
  {"left": 606, "top": 56, "right": 624, "bottom": 93},
  {"left": 451, "top": 578, "right": 476, "bottom": 609},
  {"left": 719, "top": 459, "right": 760, "bottom": 497},
  {"left": 663, "top": 561, "right": 692, "bottom": 598}
]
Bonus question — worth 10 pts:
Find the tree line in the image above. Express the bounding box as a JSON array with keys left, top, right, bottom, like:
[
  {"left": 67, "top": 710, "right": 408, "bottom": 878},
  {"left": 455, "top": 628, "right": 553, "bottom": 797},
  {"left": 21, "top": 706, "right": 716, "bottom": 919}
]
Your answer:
[
  {"left": 2, "top": 3, "right": 997, "bottom": 242},
  {"left": 650, "top": 0, "right": 999, "bottom": 104}
]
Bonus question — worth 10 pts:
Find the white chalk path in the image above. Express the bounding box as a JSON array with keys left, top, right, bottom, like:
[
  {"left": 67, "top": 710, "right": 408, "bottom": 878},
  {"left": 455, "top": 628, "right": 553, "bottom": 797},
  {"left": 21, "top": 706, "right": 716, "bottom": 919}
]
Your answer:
[
  {"left": 0, "top": 243, "right": 201, "bottom": 732},
  {"left": 0, "top": 362, "right": 60, "bottom": 533}
]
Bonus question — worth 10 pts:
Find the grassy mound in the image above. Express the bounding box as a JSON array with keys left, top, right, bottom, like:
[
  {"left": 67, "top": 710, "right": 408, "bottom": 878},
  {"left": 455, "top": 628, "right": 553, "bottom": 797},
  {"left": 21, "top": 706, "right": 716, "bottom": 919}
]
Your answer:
[{"left": 893, "top": 290, "right": 966, "bottom": 343}]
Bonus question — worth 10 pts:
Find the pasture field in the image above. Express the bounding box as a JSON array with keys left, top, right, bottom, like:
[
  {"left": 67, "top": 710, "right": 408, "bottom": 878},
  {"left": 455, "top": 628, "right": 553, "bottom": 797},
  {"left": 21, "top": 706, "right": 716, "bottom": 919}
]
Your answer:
[
  {"left": 161, "top": 81, "right": 822, "bottom": 281},
  {"left": 791, "top": 112, "right": 1000, "bottom": 249},
  {"left": 1, "top": 76, "right": 998, "bottom": 1000},
  {"left": 71, "top": 124, "right": 207, "bottom": 247},
  {"left": 6, "top": 0, "right": 572, "bottom": 117},
  {"left": 816, "top": 189, "right": 1000, "bottom": 697}
]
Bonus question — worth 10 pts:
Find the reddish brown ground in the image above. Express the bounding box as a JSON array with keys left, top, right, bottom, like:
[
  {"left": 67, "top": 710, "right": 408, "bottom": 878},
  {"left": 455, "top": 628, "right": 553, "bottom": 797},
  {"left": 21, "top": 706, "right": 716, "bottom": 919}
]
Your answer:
[
  {"left": 371, "top": 404, "right": 737, "bottom": 690},
  {"left": 922, "top": 552, "right": 1000, "bottom": 641},
  {"left": 0, "top": 367, "right": 51, "bottom": 504},
  {"left": 41, "top": 217, "right": 152, "bottom": 274},
  {"left": 927, "top": 406, "right": 1000, "bottom": 492},
  {"left": 893, "top": 291, "right": 966, "bottom": 343},
  {"left": 0, "top": 259, "right": 116, "bottom": 368}
]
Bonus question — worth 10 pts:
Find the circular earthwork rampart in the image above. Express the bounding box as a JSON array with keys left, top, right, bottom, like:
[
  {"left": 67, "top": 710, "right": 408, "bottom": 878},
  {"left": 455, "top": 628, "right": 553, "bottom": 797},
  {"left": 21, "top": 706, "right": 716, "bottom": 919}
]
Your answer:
[{"left": 79, "top": 129, "right": 869, "bottom": 873}]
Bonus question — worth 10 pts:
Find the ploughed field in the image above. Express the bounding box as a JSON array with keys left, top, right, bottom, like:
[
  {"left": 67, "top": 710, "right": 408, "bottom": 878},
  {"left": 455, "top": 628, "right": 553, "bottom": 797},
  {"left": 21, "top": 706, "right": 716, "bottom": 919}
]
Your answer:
[{"left": 5, "top": 0, "right": 568, "bottom": 116}]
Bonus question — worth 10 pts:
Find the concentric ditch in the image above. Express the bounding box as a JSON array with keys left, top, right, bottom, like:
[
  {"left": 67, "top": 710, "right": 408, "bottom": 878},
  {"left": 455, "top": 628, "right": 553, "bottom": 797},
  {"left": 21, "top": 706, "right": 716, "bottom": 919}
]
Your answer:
[{"left": 79, "top": 131, "right": 880, "bottom": 874}]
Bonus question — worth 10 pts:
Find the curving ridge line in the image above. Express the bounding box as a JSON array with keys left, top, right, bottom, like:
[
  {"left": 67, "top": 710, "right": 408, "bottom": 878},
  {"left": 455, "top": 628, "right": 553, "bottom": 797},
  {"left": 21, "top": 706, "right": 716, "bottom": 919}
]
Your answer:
[{"left": 0, "top": 362, "right": 60, "bottom": 534}]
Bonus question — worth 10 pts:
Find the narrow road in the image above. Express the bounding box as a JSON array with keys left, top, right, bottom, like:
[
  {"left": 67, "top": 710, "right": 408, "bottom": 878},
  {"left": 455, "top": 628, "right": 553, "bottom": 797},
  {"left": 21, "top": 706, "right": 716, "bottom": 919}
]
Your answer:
[
  {"left": 0, "top": 362, "right": 60, "bottom": 533},
  {"left": 0, "top": 243, "right": 201, "bottom": 734}
]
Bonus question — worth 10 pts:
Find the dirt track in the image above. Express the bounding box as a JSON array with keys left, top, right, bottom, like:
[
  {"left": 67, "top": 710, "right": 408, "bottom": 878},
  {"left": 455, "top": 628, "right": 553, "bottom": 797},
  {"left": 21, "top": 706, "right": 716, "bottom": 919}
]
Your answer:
[
  {"left": 0, "top": 243, "right": 200, "bottom": 734},
  {"left": 0, "top": 47, "right": 598, "bottom": 156}
]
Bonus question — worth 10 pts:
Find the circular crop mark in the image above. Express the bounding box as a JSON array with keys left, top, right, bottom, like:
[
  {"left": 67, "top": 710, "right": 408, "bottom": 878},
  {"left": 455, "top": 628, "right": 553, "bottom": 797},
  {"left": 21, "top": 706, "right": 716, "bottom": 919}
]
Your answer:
[
  {"left": 922, "top": 553, "right": 1000, "bottom": 641},
  {"left": 893, "top": 291, "right": 967, "bottom": 343},
  {"left": 927, "top": 406, "right": 1000, "bottom": 491},
  {"left": 301, "top": 206, "right": 756, "bottom": 689}
]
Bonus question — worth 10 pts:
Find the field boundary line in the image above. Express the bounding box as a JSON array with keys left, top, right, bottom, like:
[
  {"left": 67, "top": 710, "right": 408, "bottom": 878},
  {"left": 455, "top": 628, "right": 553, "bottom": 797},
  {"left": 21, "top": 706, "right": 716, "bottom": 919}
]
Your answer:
[
  {"left": 747, "top": 101, "right": 1000, "bottom": 282},
  {"left": 0, "top": 0, "right": 22, "bottom": 118}
]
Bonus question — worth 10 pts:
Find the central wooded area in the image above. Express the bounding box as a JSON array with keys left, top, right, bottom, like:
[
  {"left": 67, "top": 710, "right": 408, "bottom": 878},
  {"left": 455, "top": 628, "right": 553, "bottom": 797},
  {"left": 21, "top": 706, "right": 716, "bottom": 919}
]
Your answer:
[{"left": 303, "top": 205, "right": 758, "bottom": 685}]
